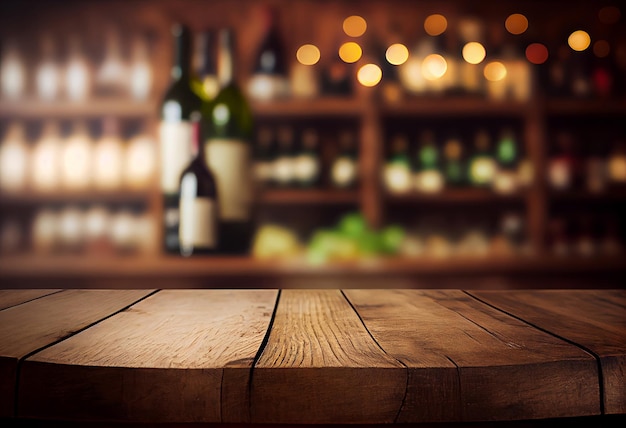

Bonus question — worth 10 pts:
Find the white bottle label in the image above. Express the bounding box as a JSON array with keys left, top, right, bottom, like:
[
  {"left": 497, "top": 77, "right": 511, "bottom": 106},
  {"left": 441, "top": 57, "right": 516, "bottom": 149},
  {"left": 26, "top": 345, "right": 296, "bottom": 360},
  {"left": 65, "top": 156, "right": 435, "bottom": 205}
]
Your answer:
[
  {"left": 294, "top": 154, "right": 319, "bottom": 182},
  {"left": 205, "top": 138, "right": 252, "bottom": 221},
  {"left": 159, "top": 120, "right": 192, "bottom": 193},
  {"left": 179, "top": 176, "right": 217, "bottom": 251}
]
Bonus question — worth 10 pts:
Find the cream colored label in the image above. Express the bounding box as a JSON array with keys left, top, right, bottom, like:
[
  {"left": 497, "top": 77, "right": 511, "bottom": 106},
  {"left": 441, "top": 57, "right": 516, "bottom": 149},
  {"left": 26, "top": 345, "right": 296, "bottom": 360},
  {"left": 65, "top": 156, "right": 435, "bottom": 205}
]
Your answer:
[
  {"left": 179, "top": 195, "right": 217, "bottom": 250},
  {"left": 159, "top": 121, "right": 192, "bottom": 193},
  {"left": 205, "top": 139, "right": 252, "bottom": 221}
]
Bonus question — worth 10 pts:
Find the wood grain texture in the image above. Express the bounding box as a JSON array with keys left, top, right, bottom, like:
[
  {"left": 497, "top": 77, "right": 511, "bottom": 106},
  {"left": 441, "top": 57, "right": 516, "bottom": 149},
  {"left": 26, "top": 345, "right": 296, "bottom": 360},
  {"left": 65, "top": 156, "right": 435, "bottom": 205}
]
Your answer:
[
  {"left": 19, "top": 290, "right": 278, "bottom": 423},
  {"left": 0, "top": 289, "right": 152, "bottom": 418},
  {"left": 0, "top": 290, "right": 61, "bottom": 311},
  {"left": 343, "top": 289, "right": 600, "bottom": 422},
  {"left": 469, "top": 290, "right": 626, "bottom": 414},
  {"left": 250, "top": 289, "right": 406, "bottom": 424}
]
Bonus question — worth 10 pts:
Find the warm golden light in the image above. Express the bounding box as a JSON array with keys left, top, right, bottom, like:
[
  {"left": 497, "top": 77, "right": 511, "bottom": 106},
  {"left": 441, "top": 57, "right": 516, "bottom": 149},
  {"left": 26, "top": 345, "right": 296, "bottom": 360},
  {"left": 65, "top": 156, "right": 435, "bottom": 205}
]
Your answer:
[
  {"left": 357, "top": 63, "right": 382, "bottom": 87},
  {"left": 422, "top": 54, "right": 447, "bottom": 80},
  {"left": 339, "top": 42, "right": 362, "bottom": 63},
  {"left": 386, "top": 43, "right": 409, "bottom": 65},
  {"left": 505, "top": 14, "right": 528, "bottom": 35},
  {"left": 599, "top": 6, "right": 621, "bottom": 24},
  {"left": 462, "top": 42, "right": 486, "bottom": 64},
  {"left": 424, "top": 14, "right": 448, "bottom": 36},
  {"left": 343, "top": 16, "right": 367, "bottom": 37},
  {"left": 484, "top": 61, "right": 507, "bottom": 81},
  {"left": 296, "top": 44, "right": 321, "bottom": 65},
  {"left": 593, "top": 40, "right": 611, "bottom": 58},
  {"left": 568, "top": 30, "right": 591, "bottom": 51},
  {"left": 525, "top": 43, "right": 549, "bottom": 64}
]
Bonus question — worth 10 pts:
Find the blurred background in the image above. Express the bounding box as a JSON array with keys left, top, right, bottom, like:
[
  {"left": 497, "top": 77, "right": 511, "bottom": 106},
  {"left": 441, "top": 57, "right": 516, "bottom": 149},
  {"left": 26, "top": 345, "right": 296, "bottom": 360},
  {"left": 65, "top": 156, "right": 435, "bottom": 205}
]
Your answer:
[{"left": 0, "top": 0, "right": 624, "bottom": 288}]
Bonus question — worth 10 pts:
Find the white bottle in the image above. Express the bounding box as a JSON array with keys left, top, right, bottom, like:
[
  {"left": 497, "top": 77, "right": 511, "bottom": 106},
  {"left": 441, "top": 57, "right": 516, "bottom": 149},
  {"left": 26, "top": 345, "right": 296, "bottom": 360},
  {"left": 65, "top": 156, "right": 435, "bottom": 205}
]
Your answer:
[
  {"left": 124, "top": 126, "right": 156, "bottom": 189},
  {"left": 65, "top": 35, "right": 92, "bottom": 101},
  {"left": 128, "top": 34, "right": 153, "bottom": 100},
  {"left": 0, "top": 40, "right": 26, "bottom": 99},
  {"left": 93, "top": 117, "right": 123, "bottom": 190},
  {"left": 31, "top": 121, "right": 62, "bottom": 192},
  {"left": 61, "top": 121, "right": 93, "bottom": 190},
  {"left": 35, "top": 34, "right": 62, "bottom": 101},
  {"left": 0, "top": 122, "right": 29, "bottom": 192},
  {"left": 96, "top": 27, "right": 129, "bottom": 96}
]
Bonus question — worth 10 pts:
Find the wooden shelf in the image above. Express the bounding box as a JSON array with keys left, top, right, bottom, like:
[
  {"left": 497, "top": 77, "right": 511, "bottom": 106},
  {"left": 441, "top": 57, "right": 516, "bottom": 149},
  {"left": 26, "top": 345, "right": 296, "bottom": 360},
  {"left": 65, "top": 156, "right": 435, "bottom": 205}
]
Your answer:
[
  {"left": 251, "top": 97, "right": 366, "bottom": 118},
  {"left": 1, "top": 254, "right": 624, "bottom": 279},
  {"left": 381, "top": 97, "right": 533, "bottom": 117},
  {"left": 0, "top": 98, "right": 157, "bottom": 118},
  {"left": 385, "top": 188, "right": 527, "bottom": 204},
  {"left": 0, "top": 189, "right": 153, "bottom": 205},
  {"left": 545, "top": 98, "right": 626, "bottom": 116},
  {"left": 548, "top": 190, "right": 626, "bottom": 202},
  {"left": 258, "top": 189, "right": 359, "bottom": 205}
]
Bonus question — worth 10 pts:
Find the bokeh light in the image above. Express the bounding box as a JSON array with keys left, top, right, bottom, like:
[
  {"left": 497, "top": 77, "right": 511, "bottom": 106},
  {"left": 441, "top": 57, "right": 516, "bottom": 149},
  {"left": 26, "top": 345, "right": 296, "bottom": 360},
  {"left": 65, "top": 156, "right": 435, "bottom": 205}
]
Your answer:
[
  {"left": 357, "top": 63, "right": 382, "bottom": 87},
  {"left": 462, "top": 42, "right": 486, "bottom": 64},
  {"left": 593, "top": 40, "right": 611, "bottom": 57},
  {"left": 422, "top": 54, "right": 447, "bottom": 80},
  {"left": 424, "top": 14, "right": 448, "bottom": 36},
  {"left": 525, "top": 43, "right": 549, "bottom": 64},
  {"left": 505, "top": 14, "right": 529, "bottom": 35},
  {"left": 386, "top": 43, "right": 409, "bottom": 65},
  {"left": 343, "top": 16, "right": 367, "bottom": 37},
  {"left": 568, "top": 30, "right": 591, "bottom": 51},
  {"left": 296, "top": 44, "right": 321, "bottom": 65},
  {"left": 598, "top": 6, "right": 621, "bottom": 24},
  {"left": 484, "top": 61, "right": 507, "bottom": 81},
  {"left": 339, "top": 42, "right": 362, "bottom": 63}
]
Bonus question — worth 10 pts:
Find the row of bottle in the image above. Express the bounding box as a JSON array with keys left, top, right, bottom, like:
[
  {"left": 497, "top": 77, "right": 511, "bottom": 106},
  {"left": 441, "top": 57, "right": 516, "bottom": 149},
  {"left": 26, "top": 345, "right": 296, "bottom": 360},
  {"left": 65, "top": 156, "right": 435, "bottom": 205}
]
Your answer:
[
  {"left": 548, "top": 215, "right": 623, "bottom": 257},
  {"left": 0, "top": 30, "right": 153, "bottom": 101},
  {"left": 398, "top": 213, "right": 530, "bottom": 259},
  {"left": 383, "top": 128, "right": 531, "bottom": 194},
  {"left": 0, "top": 120, "right": 156, "bottom": 193},
  {"left": 0, "top": 206, "right": 156, "bottom": 255},
  {"left": 548, "top": 130, "right": 626, "bottom": 192},
  {"left": 253, "top": 126, "right": 359, "bottom": 189}
]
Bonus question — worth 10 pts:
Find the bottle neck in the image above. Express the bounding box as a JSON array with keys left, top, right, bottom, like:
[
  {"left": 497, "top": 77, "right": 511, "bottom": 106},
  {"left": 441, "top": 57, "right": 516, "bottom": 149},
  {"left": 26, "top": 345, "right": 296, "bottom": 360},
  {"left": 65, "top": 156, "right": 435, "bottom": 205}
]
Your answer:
[
  {"left": 218, "top": 29, "right": 236, "bottom": 87},
  {"left": 191, "top": 120, "right": 205, "bottom": 159},
  {"left": 172, "top": 25, "right": 192, "bottom": 81}
]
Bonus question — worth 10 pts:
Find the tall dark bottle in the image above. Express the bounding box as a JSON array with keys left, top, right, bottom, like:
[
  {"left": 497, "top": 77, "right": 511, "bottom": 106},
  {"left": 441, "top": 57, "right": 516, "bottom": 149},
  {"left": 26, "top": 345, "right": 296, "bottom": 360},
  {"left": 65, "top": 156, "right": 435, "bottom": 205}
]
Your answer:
[
  {"left": 179, "top": 119, "right": 218, "bottom": 256},
  {"left": 203, "top": 28, "right": 254, "bottom": 254},
  {"left": 159, "top": 24, "right": 203, "bottom": 254}
]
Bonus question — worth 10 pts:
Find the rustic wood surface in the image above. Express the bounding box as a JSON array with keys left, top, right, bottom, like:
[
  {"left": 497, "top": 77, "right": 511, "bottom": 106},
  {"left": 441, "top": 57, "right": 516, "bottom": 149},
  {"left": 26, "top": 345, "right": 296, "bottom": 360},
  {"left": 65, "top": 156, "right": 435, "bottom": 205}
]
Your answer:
[
  {"left": 469, "top": 290, "right": 626, "bottom": 415},
  {"left": 19, "top": 290, "right": 278, "bottom": 423},
  {"left": 343, "top": 290, "right": 600, "bottom": 422},
  {"left": 0, "top": 290, "right": 61, "bottom": 311},
  {"left": 251, "top": 290, "right": 406, "bottom": 424},
  {"left": 0, "top": 290, "right": 153, "bottom": 418},
  {"left": 0, "top": 289, "right": 623, "bottom": 424}
]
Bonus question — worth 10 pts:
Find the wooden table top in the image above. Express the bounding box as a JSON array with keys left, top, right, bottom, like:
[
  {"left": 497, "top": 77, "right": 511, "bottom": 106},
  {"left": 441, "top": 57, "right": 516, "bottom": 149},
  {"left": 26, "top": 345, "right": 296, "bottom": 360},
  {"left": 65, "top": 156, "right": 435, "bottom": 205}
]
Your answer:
[{"left": 0, "top": 289, "right": 624, "bottom": 425}]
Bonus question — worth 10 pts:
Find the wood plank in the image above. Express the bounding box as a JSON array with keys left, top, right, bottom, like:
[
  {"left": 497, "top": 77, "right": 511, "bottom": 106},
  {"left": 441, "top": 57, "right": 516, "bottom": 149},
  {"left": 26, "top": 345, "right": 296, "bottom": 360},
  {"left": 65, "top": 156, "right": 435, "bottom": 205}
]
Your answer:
[
  {"left": 343, "top": 289, "right": 600, "bottom": 422},
  {"left": 0, "top": 290, "right": 61, "bottom": 311},
  {"left": 0, "top": 289, "right": 153, "bottom": 418},
  {"left": 469, "top": 290, "right": 626, "bottom": 415},
  {"left": 19, "top": 290, "right": 278, "bottom": 423},
  {"left": 250, "top": 289, "right": 406, "bottom": 424}
]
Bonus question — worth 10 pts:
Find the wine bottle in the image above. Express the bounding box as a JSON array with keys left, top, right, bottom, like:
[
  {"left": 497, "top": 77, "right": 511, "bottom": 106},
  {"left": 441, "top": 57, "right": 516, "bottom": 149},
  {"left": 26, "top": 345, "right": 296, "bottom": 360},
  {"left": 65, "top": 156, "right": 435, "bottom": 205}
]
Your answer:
[
  {"left": 443, "top": 133, "right": 466, "bottom": 187},
  {"left": 383, "top": 134, "right": 412, "bottom": 193},
  {"left": 492, "top": 128, "right": 519, "bottom": 194},
  {"left": 203, "top": 28, "right": 254, "bottom": 254},
  {"left": 294, "top": 128, "right": 321, "bottom": 188},
  {"left": 65, "top": 35, "right": 92, "bottom": 101},
  {"left": 35, "top": 34, "right": 61, "bottom": 101},
  {"left": 129, "top": 33, "right": 153, "bottom": 101},
  {"left": 273, "top": 126, "right": 295, "bottom": 187},
  {"left": 468, "top": 129, "right": 496, "bottom": 187},
  {"left": 331, "top": 130, "right": 358, "bottom": 188},
  {"left": 93, "top": 117, "right": 123, "bottom": 190},
  {"left": 0, "top": 39, "right": 26, "bottom": 99},
  {"left": 253, "top": 126, "right": 275, "bottom": 188},
  {"left": 31, "top": 121, "right": 61, "bottom": 192},
  {"left": 179, "top": 120, "right": 219, "bottom": 256},
  {"left": 192, "top": 30, "right": 219, "bottom": 102},
  {"left": 159, "top": 24, "right": 203, "bottom": 254},
  {"left": 61, "top": 121, "right": 93, "bottom": 190},
  {"left": 96, "top": 26, "right": 128, "bottom": 96},
  {"left": 0, "top": 121, "right": 28, "bottom": 192},
  {"left": 414, "top": 130, "right": 443, "bottom": 193},
  {"left": 248, "top": 7, "right": 289, "bottom": 101}
]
